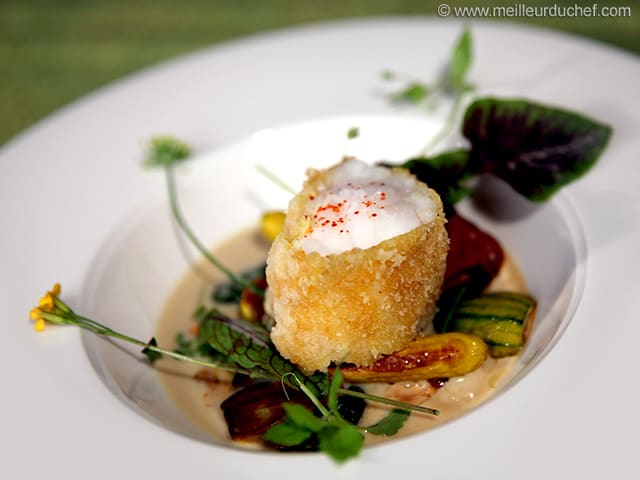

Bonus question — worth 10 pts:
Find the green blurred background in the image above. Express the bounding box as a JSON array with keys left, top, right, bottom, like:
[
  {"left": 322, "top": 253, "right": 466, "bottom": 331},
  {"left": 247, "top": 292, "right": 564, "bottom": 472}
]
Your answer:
[{"left": 1, "top": 0, "right": 637, "bottom": 146}]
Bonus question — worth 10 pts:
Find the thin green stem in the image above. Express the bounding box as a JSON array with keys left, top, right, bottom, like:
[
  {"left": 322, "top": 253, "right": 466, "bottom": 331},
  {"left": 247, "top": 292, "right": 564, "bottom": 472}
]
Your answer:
[
  {"left": 338, "top": 388, "right": 440, "bottom": 416},
  {"left": 52, "top": 296, "right": 71, "bottom": 314},
  {"left": 145, "top": 344, "right": 251, "bottom": 375},
  {"left": 256, "top": 164, "right": 296, "bottom": 195},
  {"left": 55, "top": 308, "right": 253, "bottom": 375},
  {"left": 165, "top": 166, "right": 264, "bottom": 297},
  {"left": 290, "top": 374, "right": 331, "bottom": 418},
  {"left": 421, "top": 92, "right": 467, "bottom": 156}
]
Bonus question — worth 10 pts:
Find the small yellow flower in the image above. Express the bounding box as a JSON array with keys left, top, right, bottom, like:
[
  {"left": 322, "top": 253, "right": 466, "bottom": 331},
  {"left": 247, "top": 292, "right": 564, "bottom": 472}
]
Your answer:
[
  {"left": 30, "top": 307, "right": 46, "bottom": 332},
  {"left": 39, "top": 292, "right": 54, "bottom": 311},
  {"left": 34, "top": 318, "right": 46, "bottom": 332},
  {"left": 51, "top": 283, "right": 61, "bottom": 296}
]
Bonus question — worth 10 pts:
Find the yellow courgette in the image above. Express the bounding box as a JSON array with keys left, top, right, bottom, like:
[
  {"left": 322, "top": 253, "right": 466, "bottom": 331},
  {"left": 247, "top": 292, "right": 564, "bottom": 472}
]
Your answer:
[{"left": 339, "top": 332, "right": 488, "bottom": 383}]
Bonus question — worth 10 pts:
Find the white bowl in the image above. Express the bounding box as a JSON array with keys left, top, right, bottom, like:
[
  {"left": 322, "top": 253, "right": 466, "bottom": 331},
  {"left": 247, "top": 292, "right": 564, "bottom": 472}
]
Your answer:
[{"left": 79, "top": 115, "right": 586, "bottom": 447}]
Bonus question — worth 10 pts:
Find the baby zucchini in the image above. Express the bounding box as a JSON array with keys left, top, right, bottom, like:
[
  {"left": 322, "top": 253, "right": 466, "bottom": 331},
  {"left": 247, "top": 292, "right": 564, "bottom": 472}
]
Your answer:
[
  {"left": 452, "top": 292, "right": 536, "bottom": 358},
  {"left": 339, "top": 332, "right": 488, "bottom": 383}
]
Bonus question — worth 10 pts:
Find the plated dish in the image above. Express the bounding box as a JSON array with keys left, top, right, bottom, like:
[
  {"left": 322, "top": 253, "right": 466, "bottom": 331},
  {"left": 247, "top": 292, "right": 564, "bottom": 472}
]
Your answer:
[{"left": 1, "top": 16, "right": 637, "bottom": 475}]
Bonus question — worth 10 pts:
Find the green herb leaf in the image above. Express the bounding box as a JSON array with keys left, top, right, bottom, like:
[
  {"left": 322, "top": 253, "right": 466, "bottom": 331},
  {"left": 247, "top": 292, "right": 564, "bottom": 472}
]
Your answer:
[
  {"left": 448, "top": 28, "right": 473, "bottom": 92},
  {"left": 207, "top": 313, "right": 329, "bottom": 396},
  {"left": 282, "top": 403, "right": 326, "bottom": 432},
  {"left": 142, "top": 337, "right": 162, "bottom": 364},
  {"left": 463, "top": 98, "right": 613, "bottom": 201},
  {"left": 364, "top": 409, "right": 410, "bottom": 436},
  {"left": 381, "top": 70, "right": 395, "bottom": 81},
  {"left": 401, "top": 149, "right": 473, "bottom": 206},
  {"left": 174, "top": 331, "right": 197, "bottom": 357},
  {"left": 263, "top": 418, "right": 314, "bottom": 446},
  {"left": 347, "top": 127, "right": 360, "bottom": 139},
  {"left": 197, "top": 316, "right": 214, "bottom": 342},
  {"left": 144, "top": 136, "right": 191, "bottom": 168},
  {"left": 434, "top": 284, "right": 469, "bottom": 334},
  {"left": 212, "top": 264, "right": 266, "bottom": 304},
  {"left": 173, "top": 307, "right": 233, "bottom": 363},
  {"left": 391, "top": 82, "right": 429, "bottom": 104},
  {"left": 317, "top": 424, "right": 364, "bottom": 463}
]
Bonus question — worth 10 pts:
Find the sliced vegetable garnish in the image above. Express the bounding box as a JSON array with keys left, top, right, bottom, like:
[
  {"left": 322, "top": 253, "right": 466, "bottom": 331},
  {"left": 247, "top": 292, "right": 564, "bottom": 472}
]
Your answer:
[
  {"left": 221, "top": 381, "right": 311, "bottom": 440},
  {"left": 339, "top": 332, "right": 488, "bottom": 383},
  {"left": 451, "top": 292, "right": 536, "bottom": 357}
]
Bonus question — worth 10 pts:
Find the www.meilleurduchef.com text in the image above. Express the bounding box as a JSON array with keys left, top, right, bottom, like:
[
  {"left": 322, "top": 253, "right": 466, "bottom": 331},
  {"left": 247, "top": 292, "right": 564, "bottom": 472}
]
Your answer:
[{"left": 436, "top": 3, "right": 632, "bottom": 18}]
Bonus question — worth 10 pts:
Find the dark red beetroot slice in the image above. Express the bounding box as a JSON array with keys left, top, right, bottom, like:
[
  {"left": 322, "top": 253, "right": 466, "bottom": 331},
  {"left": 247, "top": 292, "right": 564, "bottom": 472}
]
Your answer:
[
  {"left": 442, "top": 212, "right": 504, "bottom": 295},
  {"left": 221, "top": 381, "right": 310, "bottom": 440}
]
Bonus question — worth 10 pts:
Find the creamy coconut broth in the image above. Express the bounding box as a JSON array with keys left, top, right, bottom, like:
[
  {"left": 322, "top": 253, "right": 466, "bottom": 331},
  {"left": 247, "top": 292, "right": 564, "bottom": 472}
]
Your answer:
[{"left": 155, "top": 227, "right": 526, "bottom": 449}]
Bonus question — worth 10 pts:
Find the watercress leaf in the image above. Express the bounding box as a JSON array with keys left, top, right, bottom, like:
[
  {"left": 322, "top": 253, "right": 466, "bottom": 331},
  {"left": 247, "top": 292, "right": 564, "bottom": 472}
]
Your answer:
[
  {"left": 318, "top": 425, "right": 364, "bottom": 463},
  {"left": 448, "top": 28, "right": 473, "bottom": 91},
  {"left": 142, "top": 337, "right": 162, "bottom": 364},
  {"left": 347, "top": 127, "right": 360, "bottom": 139},
  {"left": 207, "top": 313, "right": 329, "bottom": 396},
  {"left": 363, "top": 408, "right": 410, "bottom": 436},
  {"left": 144, "top": 136, "right": 191, "bottom": 168},
  {"left": 391, "top": 82, "right": 429, "bottom": 104},
  {"left": 263, "top": 418, "right": 313, "bottom": 447},
  {"left": 282, "top": 403, "right": 325, "bottom": 432},
  {"left": 463, "top": 98, "right": 612, "bottom": 201}
]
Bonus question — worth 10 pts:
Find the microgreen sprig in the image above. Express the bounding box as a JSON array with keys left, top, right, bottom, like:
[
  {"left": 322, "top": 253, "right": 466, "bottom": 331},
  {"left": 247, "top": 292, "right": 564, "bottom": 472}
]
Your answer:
[
  {"left": 383, "top": 28, "right": 474, "bottom": 154},
  {"left": 266, "top": 369, "right": 416, "bottom": 462},
  {"left": 265, "top": 370, "right": 365, "bottom": 462},
  {"left": 145, "top": 136, "right": 264, "bottom": 297}
]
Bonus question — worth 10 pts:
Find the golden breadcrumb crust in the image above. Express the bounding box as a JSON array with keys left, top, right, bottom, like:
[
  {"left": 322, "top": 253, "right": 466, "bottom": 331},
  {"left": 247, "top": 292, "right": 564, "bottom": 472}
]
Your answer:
[{"left": 265, "top": 163, "right": 449, "bottom": 372}]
